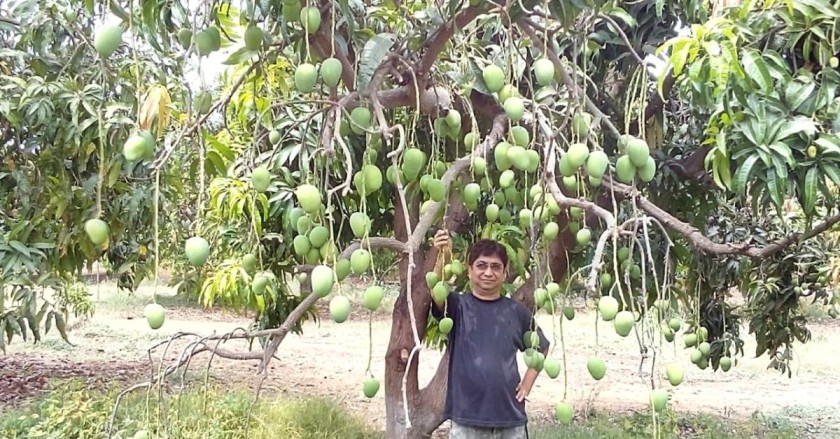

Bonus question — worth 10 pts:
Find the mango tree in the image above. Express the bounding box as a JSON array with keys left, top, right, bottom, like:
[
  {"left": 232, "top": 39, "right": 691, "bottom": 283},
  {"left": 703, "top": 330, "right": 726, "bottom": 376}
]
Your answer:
[{"left": 4, "top": 0, "right": 840, "bottom": 438}]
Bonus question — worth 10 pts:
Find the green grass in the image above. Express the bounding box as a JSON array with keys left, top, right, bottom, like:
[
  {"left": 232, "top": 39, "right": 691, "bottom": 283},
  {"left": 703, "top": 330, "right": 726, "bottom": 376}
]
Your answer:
[
  {"left": 90, "top": 283, "right": 202, "bottom": 314},
  {"left": 0, "top": 378, "right": 804, "bottom": 439},
  {"left": 529, "top": 410, "right": 798, "bottom": 439},
  {"left": 0, "top": 380, "right": 381, "bottom": 439}
]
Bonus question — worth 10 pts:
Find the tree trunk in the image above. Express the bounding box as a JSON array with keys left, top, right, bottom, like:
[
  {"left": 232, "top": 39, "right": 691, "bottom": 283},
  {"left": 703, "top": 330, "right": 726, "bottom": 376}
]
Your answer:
[
  {"left": 384, "top": 186, "right": 475, "bottom": 438},
  {"left": 383, "top": 273, "right": 452, "bottom": 438},
  {"left": 384, "top": 182, "right": 437, "bottom": 438}
]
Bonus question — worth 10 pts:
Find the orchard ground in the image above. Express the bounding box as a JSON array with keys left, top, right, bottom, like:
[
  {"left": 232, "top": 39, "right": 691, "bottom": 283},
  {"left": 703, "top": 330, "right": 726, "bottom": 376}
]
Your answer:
[{"left": 2, "top": 272, "right": 839, "bottom": 438}]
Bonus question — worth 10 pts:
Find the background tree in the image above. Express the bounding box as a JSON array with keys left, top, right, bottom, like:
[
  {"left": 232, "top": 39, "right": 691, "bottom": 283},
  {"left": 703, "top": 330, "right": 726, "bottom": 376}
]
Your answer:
[{"left": 2, "top": 0, "right": 840, "bottom": 438}]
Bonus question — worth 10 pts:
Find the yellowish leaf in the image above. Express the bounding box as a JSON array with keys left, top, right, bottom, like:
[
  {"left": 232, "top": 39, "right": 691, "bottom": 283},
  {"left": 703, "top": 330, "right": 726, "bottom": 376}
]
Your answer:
[{"left": 138, "top": 85, "right": 173, "bottom": 137}]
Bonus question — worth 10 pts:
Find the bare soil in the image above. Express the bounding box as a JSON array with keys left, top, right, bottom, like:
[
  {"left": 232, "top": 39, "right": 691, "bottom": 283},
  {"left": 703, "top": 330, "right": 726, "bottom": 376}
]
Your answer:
[{"left": 3, "top": 280, "right": 840, "bottom": 437}]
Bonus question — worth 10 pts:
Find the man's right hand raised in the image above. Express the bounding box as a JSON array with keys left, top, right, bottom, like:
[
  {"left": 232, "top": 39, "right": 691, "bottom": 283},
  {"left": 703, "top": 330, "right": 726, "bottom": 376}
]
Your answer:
[{"left": 432, "top": 229, "right": 452, "bottom": 252}]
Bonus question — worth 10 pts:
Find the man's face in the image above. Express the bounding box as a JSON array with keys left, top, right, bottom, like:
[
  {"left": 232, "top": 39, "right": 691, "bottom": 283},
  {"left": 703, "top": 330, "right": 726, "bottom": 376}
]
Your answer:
[{"left": 468, "top": 254, "right": 506, "bottom": 295}]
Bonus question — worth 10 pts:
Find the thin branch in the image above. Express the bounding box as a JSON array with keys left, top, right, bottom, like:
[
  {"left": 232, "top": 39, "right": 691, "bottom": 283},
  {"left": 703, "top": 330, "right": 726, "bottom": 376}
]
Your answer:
[
  {"left": 256, "top": 289, "right": 320, "bottom": 373},
  {"left": 597, "top": 14, "right": 647, "bottom": 67},
  {"left": 109, "top": 232, "right": 412, "bottom": 430},
  {"left": 152, "top": 62, "right": 258, "bottom": 170},
  {"left": 0, "top": 16, "right": 19, "bottom": 26}
]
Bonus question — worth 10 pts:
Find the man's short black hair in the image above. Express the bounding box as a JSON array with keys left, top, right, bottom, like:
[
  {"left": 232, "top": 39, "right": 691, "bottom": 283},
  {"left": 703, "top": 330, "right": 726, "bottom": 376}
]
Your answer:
[{"left": 467, "top": 239, "right": 508, "bottom": 267}]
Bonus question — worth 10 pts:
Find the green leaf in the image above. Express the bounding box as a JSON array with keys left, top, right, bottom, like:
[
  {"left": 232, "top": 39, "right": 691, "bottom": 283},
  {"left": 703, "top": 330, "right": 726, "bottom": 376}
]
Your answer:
[
  {"left": 45, "top": 311, "right": 54, "bottom": 335},
  {"left": 7, "top": 240, "right": 30, "bottom": 257},
  {"left": 356, "top": 33, "right": 396, "bottom": 92},
  {"left": 53, "top": 312, "right": 72, "bottom": 345},
  {"left": 107, "top": 159, "right": 122, "bottom": 188},
  {"left": 712, "top": 151, "right": 732, "bottom": 190},
  {"left": 669, "top": 38, "right": 694, "bottom": 77},
  {"left": 822, "top": 163, "right": 840, "bottom": 188},
  {"left": 773, "top": 117, "right": 817, "bottom": 142},
  {"left": 224, "top": 47, "right": 255, "bottom": 65},
  {"left": 16, "top": 317, "right": 27, "bottom": 342},
  {"left": 604, "top": 7, "right": 637, "bottom": 27},
  {"left": 785, "top": 79, "right": 816, "bottom": 110},
  {"left": 733, "top": 154, "right": 760, "bottom": 195},
  {"left": 768, "top": 141, "right": 795, "bottom": 168},
  {"left": 741, "top": 48, "right": 772, "bottom": 92},
  {"left": 108, "top": 2, "right": 131, "bottom": 22},
  {"left": 814, "top": 135, "right": 840, "bottom": 157},
  {"left": 802, "top": 167, "right": 819, "bottom": 215},
  {"left": 766, "top": 168, "right": 786, "bottom": 208},
  {"left": 797, "top": 0, "right": 840, "bottom": 17},
  {"left": 5, "top": 314, "right": 21, "bottom": 340}
]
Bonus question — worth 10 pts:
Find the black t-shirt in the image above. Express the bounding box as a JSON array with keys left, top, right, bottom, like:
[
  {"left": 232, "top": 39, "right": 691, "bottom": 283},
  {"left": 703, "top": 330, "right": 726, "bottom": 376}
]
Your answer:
[{"left": 431, "top": 291, "right": 550, "bottom": 428}]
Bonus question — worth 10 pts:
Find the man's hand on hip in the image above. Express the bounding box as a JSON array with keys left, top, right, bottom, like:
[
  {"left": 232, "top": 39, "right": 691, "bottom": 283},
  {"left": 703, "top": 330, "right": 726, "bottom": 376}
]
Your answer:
[{"left": 514, "top": 381, "right": 532, "bottom": 402}]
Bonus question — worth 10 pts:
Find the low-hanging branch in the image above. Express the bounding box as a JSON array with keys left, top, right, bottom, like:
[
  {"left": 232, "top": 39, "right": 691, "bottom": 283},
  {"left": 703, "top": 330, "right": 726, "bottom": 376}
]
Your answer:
[
  {"left": 607, "top": 180, "right": 840, "bottom": 258},
  {"left": 107, "top": 229, "right": 417, "bottom": 434},
  {"left": 417, "top": 5, "right": 488, "bottom": 77}
]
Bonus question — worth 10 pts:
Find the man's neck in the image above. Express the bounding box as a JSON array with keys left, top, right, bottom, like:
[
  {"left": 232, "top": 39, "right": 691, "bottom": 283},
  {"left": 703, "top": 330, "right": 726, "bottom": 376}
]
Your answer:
[{"left": 473, "top": 290, "right": 501, "bottom": 301}]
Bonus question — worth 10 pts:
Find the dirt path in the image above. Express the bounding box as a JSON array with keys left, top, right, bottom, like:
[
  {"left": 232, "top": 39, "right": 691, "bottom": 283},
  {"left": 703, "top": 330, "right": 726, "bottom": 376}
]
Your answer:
[{"left": 4, "top": 283, "right": 840, "bottom": 437}]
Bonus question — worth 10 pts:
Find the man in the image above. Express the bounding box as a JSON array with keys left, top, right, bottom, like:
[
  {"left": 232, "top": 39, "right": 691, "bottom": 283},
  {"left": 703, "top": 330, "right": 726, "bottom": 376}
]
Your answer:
[{"left": 430, "top": 229, "right": 550, "bottom": 439}]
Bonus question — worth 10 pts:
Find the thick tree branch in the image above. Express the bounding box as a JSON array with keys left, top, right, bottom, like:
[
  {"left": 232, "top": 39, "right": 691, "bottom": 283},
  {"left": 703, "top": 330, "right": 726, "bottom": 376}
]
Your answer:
[
  {"left": 324, "top": 4, "right": 488, "bottom": 116},
  {"left": 418, "top": 6, "right": 488, "bottom": 78},
  {"left": 310, "top": 25, "right": 356, "bottom": 91},
  {"left": 109, "top": 278, "right": 322, "bottom": 438},
  {"left": 134, "top": 238, "right": 406, "bottom": 386},
  {"left": 606, "top": 179, "right": 840, "bottom": 258}
]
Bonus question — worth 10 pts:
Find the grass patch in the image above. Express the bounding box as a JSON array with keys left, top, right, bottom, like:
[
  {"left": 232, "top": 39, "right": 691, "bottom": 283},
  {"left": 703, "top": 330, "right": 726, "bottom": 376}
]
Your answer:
[
  {"left": 0, "top": 379, "right": 381, "bottom": 439},
  {"left": 529, "top": 410, "right": 798, "bottom": 438},
  {"left": 92, "top": 283, "right": 199, "bottom": 314}
]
